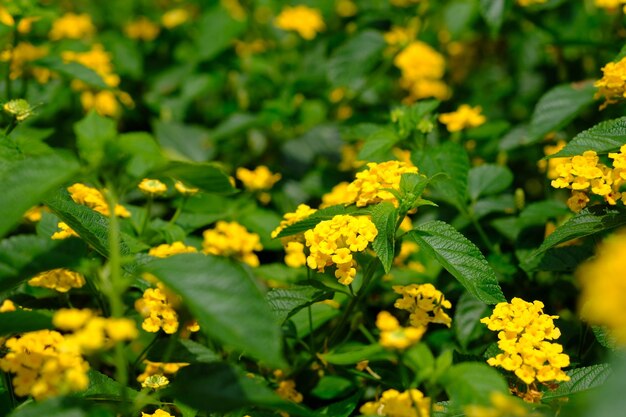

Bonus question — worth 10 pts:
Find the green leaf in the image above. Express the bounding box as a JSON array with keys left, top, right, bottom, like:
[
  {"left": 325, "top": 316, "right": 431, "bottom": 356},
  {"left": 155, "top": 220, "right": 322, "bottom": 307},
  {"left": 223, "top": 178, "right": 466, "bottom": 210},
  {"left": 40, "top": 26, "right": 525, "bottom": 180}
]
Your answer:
[
  {"left": 116, "top": 132, "right": 168, "bottom": 179},
  {"left": 521, "top": 206, "right": 626, "bottom": 271},
  {"left": 311, "top": 376, "right": 354, "bottom": 400},
  {"left": 527, "top": 82, "right": 596, "bottom": 143},
  {"left": 266, "top": 286, "right": 332, "bottom": 324},
  {"left": 419, "top": 142, "right": 470, "bottom": 209},
  {"left": 454, "top": 293, "right": 488, "bottom": 350},
  {"left": 237, "top": 207, "right": 283, "bottom": 251},
  {"left": 0, "top": 152, "right": 80, "bottom": 238},
  {"left": 36, "top": 57, "right": 108, "bottom": 89},
  {"left": 404, "top": 343, "right": 435, "bottom": 383},
  {"left": 357, "top": 127, "right": 399, "bottom": 161},
  {"left": 78, "top": 370, "right": 138, "bottom": 400},
  {"left": 370, "top": 202, "right": 397, "bottom": 273},
  {"left": 161, "top": 161, "right": 235, "bottom": 194},
  {"left": 0, "top": 310, "right": 53, "bottom": 336},
  {"left": 542, "top": 364, "right": 612, "bottom": 401},
  {"left": 550, "top": 117, "right": 626, "bottom": 158},
  {"left": 8, "top": 397, "right": 113, "bottom": 417},
  {"left": 316, "top": 391, "right": 362, "bottom": 417},
  {"left": 327, "top": 30, "right": 385, "bottom": 88},
  {"left": 321, "top": 344, "right": 389, "bottom": 365},
  {"left": 407, "top": 221, "right": 505, "bottom": 304},
  {"left": 442, "top": 362, "right": 508, "bottom": 407},
  {"left": 592, "top": 326, "right": 618, "bottom": 350},
  {"left": 146, "top": 338, "right": 220, "bottom": 363},
  {"left": 195, "top": 7, "right": 246, "bottom": 61},
  {"left": 142, "top": 253, "right": 284, "bottom": 367},
  {"left": 275, "top": 205, "right": 364, "bottom": 238},
  {"left": 467, "top": 164, "right": 513, "bottom": 200},
  {"left": 153, "top": 120, "right": 212, "bottom": 162},
  {"left": 74, "top": 111, "right": 116, "bottom": 167},
  {"left": 479, "top": 0, "right": 513, "bottom": 34}
]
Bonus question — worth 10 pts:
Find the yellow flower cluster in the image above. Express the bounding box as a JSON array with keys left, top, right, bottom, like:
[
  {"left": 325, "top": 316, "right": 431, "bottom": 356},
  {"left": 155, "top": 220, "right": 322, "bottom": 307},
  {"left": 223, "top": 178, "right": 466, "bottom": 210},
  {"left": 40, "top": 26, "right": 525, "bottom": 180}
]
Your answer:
[
  {"left": 0, "top": 7, "right": 36, "bottom": 34},
  {"left": 577, "top": 231, "right": 626, "bottom": 345},
  {"left": 304, "top": 215, "right": 378, "bottom": 285},
  {"left": 138, "top": 360, "right": 189, "bottom": 383},
  {"left": 517, "top": 0, "right": 548, "bottom": 6},
  {"left": 550, "top": 148, "right": 626, "bottom": 211},
  {"left": 360, "top": 388, "right": 431, "bottom": 417},
  {"left": 594, "top": 0, "right": 626, "bottom": 13},
  {"left": 0, "top": 42, "right": 50, "bottom": 82},
  {"left": 49, "top": 13, "right": 96, "bottom": 40},
  {"left": 139, "top": 178, "right": 168, "bottom": 196},
  {"left": 275, "top": 379, "right": 304, "bottom": 403},
  {"left": 376, "top": 311, "right": 425, "bottom": 350},
  {"left": 439, "top": 105, "right": 486, "bottom": 132},
  {"left": 393, "top": 284, "right": 453, "bottom": 328},
  {"left": 124, "top": 17, "right": 160, "bottom": 41},
  {"left": 481, "top": 298, "right": 570, "bottom": 385},
  {"left": 274, "top": 5, "right": 325, "bottom": 40},
  {"left": 28, "top": 268, "right": 86, "bottom": 293},
  {"left": 135, "top": 283, "right": 199, "bottom": 334},
  {"left": 465, "top": 392, "right": 531, "bottom": 417},
  {"left": 142, "top": 410, "right": 173, "bottom": 417},
  {"left": 149, "top": 242, "right": 198, "bottom": 258},
  {"left": 272, "top": 204, "right": 317, "bottom": 268},
  {"left": 346, "top": 161, "right": 419, "bottom": 207},
  {"left": 394, "top": 41, "right": 449, "bottom": 101},
  {"left": 320, "top": 182, "right": 352, "bottom": 208},
  {"left": 202, "top": 221, "right": 263, "bottom": 267},
  {"left": 53, "top": 309, "right": 137, "bottom": 353},
  {"left": 68, "top": 183, "right": 131, "bottom": 217},
  {"left": 236, "top": 166, "right": 281, "bottom": 191},
  {"left": 0, "top": 330, "right": 89, "bottom": 400},
  {"left": 162, "top": 8, "right": 190, "bottom": 29},
  {"left": 384, "top": 26, "right": 417, "bottom": 49},
  {"left": 595, "top": 56, "right": 626, "bottom": 107}
]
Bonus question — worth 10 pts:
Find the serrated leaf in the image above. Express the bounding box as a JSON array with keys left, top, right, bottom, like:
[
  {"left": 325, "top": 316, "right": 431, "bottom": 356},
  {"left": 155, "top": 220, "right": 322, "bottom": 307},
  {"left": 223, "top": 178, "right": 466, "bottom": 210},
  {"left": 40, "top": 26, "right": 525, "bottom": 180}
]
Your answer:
[
  {"left": 521, "top": 206, "right": 626, "bottom": 271},
  {"left": 479, "top": 0, "right": 513, "bottom": 34},
  {"left": 592, "top": 326, "right": 618, "bottom": 350},
  {"left": 275, "top": 205, "right": 364, "bottom": 238},
  {"left": 371, "top": 202, "right": 397, "bottom": 273},
  {"left": 142, "top": 253, "right": 284, "bottom": 367},
  {"left": 161, "top": 161, "right": 235, "bottom": 194},
  {"left": 266, "top": 286, "right": 332, "bottom": 324},
  {"left": 468, "top": 164, "right": 513, "bottom": 200},
  {"left": 542, "top": 364, "right": 612, "bottom": 401},
  {"left": 442, "top": 362, "right": 508, "bottom": 407},
  {"left": 0, "top": 310, "right": 53, "bottom": 336},
  {"left": 0, "top": 152, "right": 80, "bottom": 238},
  {"left": 527, "top": 82, "right": 596, "bottom": 143},
  {"left": 74, "top": 111, "right": 116, "bottom": 167},
  {"left": 407, "top": 221, "right": 505, "bottom": 304},
  {"left": 550, "top": 117, "right": 626, "bottom": 158},
  {"left": 327, "top": 30, "right": 385, "bottom": 88},
  {"left": 419, "top": 142, "right": 470, "bottom": 209}
]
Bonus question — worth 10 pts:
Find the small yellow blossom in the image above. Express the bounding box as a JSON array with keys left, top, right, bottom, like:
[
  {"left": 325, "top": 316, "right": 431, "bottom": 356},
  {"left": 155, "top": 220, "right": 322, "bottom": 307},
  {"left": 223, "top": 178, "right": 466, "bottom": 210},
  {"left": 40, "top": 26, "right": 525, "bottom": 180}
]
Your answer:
[
  {"left": 384, "top": 26, "right": 417, "bottom": 48},
  {"left": 62, "top": 44, "right": 120, "bottom": 88},
  {"left": 135, "top": 284, "right": 197, "bottom": 334},
  {"left": 142, "top": 410, "right": 174, "bottom": 417},
  {"left": 202, "top": 221, "right": 263, "bottom": 267},
  {"left": 149, "top": 242, "right": 198, "bottom": 258},
  {"left": 49, "top": 13, "right": 96, "bottom": 40},
  {"left": 51, "top": 222, "right": 79, "bottom": 240},
  {"left": 162, "top": 8, "right": 190, "bottom": 28},
  {"left": 595, "top": 56, "right": 626, "bottom": 107},
  {"left": 138, "top": 360, "right": 189, "bottom": 383},
  {"left": 360, "top": 388, "right": 431, "bottom": 417},
  {"left": 347, "top": 161, "right": 418, "bottom": 207},
  {"left": 236, "top": 166, "right": 281, "bottom": 191},
  {"left": 376, "top": 311, "right": 425, "bottom": 350},
  {"left": 142, "top": 374, "right": 169, "bottom": 390},
  {"left": 28, "top": 268, "right": 85, "bottom": 293},
  {"left": 274, "top": 5, "right": 325, "bottom": 40},
  {"left": 272, "top": 204, "right": 317, "bottom": 238},
  {"left": 0, "top": 299, "right": 16, "bottom": 313},
  {"left": 174, "top": 180, "right": 199, "bottom": 195},
  {"left": 272, "top": 204, "right": 317, "bottom": 268},
  {"left": 68, "top": 183, "right": 131, "bottom": 218},
  {"left": 394, "top": 284, "right": 452, "bottom": 328},
  {"left": 24, "top": 206, "right": 47, "bottom": 222},
  {"left": 79, "top": 90, "right": 120, "bottom": 117},
  {"left": 481, "top": 298, "right": 570, "bottom": 385},
  {"left": 336, "top": 0, "right": 358, "bottom": 17},
  {"left": 139, "top": 179, "right": 168, "bottom": 196},
  {"left": 537, "top": 140, "right": 568, "bottom": 179},
  {"left": 275, "top": 379, "right": 303, "bottom": 403},
  {"left": 439, "top": 105, "right": 487, "bottom": 132},
  {"left": 125, "top": 17, "right": 160, "bottom": 41}
]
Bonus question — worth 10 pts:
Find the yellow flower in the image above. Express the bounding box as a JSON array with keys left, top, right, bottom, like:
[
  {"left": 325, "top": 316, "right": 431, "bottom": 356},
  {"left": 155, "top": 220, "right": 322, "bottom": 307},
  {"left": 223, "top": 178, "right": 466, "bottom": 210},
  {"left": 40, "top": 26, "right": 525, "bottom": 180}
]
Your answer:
[
  {"left": 336, "top": 0, "right": 358, "bottom": 17},
  {"left": 376, "top": 311, "right": 425, "bottom": 350},
  {"left": 124, "top": 17, "right": 160, "bottom": 41},
  {"left": 28, "top": 268, "right": 85, "bottom": 293},
  {"left": 360, "top": 388, "right": 431, "bottom": 417},
  {"left": 174, "top": 180, "right": 199, "bottom": 195},
  {"left": 62, "top": 44, "right": 120, "bottom": 89},
  {"left": 465, "top": 392, "right": 532, "bottom": 417},
  {"left": 202, "top": 221, "right": 263, "bottom": 267},
  {"left": 394, "top": 41, "right": 449, "bottom": 101},
  {"left": 149, "top": 242, "right": 198, "bottom": 258},
  {"left": 139, "top": 178, "right": 168, "bottom": 196},
  {"left": 236, "top": 166, "right": 281, "bottom": 191},
  {"left": 51, "top": 222, "right": 79, "bottom": 240},
  {"left": 384, "top": 26, "right": 416, "bottom": 47},
  {"left": 142, "top": 374, "right": 169, "bottom": 390},
  {"left": 274, "top": 5, "right": 325, "bottom": 40},
  {"left": 439, "top": 105, "right": 487, "bottom": 132},
  {"left": 347, "top": 161, "right": 418, "bottom": 207},
  {"left": 537, "top": 140, "right": 568, "bottom": 180},
  {"left": 23, "top": 205, "right": 47, "bottom": 222},
  {"left": 393, "top": 284, "right": 452, "bottom": 328},
  {"left": 0, "top": 299, "right": 16, "bottom": 313},
  {"left": 0, "top": 42, "right": 48, "bottom": 81},
  {"left": 142, "top": 410, "right": 174, "bottom": 417},
  {"left": 595, "top": 56, "right": 626, "bottom": 107},
  {"left": 275, "top": 379, "right": 303, "bottom": 403},
  {"left": 481, "top": 298, "right": 570, "bottom": 385},
  {"left": 136, "top": 284, "right": 185, "bottom": 334},
  {"left": 517, "top": 0, "right": 548, "bottom": 5},
  {"left": 80, "top": 90, "right": 120, "bottom": 117},
  {"left": 68, "top": 183, "right": 131, "bottom": 218},
  {"left": 272, "top": 204, "right": 317, "bottom": 238},
  {"left": 162, "top": 8, "right": 190, "bottom": 28},
  {"left": 49, "top": 13, "right": 96, "bottom": 40},
  {"left": 138, "top": 360, "right": 189, "bottom": 383}
]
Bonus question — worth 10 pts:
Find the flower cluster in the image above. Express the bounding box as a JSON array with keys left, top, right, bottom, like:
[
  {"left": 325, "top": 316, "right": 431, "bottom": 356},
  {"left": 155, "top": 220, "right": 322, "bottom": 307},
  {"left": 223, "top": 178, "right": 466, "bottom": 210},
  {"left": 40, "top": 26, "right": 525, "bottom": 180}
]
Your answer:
[
  {"left": 550, "top": 148, "right": 626, "bottom": 211},
  {"left": 135, "top": 283, "right": 199, "bottom": 334},
  {"left": 439, "top": 104, "right": 486, "bottom": 132},
  {"left": 594, "top": 0, "right": 626, "bottom": 13},
  {"left": 138, "top": 360, "right": 189, "bottom": 384},
  {"left": 49, "top": 13, "right": 96, "bottom": 40},
  {"left": 142, "top": 410, "right": 173, "bottom": 417},
  {"left": 347, "top": 161, "right": 419, "bottom": 207},
  {"left": 537, "top": 139, "right": 567, "bottom": 179},
  {"left": 53, "top": 309, "right": 137, "bottom": 353},
  {"left": 360, "top": 388, "right": 431, "bottom": 417},
  {"left": 28, "top": 268, "right": 86, "bottom": 293},
  {"left": 394, "top": 41, "right": 449, "bottom": 101},
  {"left": 320, "top": 182, "right": 353, "bottom": 208},
  {"left": 139, "top": 178, "right": 168, "bottom": 196},
  {"left": 376, "top": 311, "right": 425, "bottom": 350},
  {"left": 149, "top": 241, "right": 198, "bottom": 258},
  {"left": 0, "top": 330, "right": 89, "bottom": 400},
  {"left": 393, "top": 284, "right": 453, "bottom": 328},
  {"left": 274, "top": 5, "right": 325, "bottom": 40},
  {"left": 304, "top": 215, "right": 378, "bottom": 285},
  {"left": 236, "top": 166, "right": 281, "bottom": 191},
  {"left": 0, "top": 42, "right": 50, "bottom": 83},
  {"left": 68, "top": 183, "right": 131, "bottom": 217},
  {"left": 481, "top": 298, "right": 570, "bottom": 385},
  {"left": 202, "top": 221, "right": 263, "bottom": 267},
  {"left": 124, "top": 17, "right": 160, "bottom": 41},
  {"left": 595, "top": 56, "right": 626, "bottom": 107},
  {"left": 271, "top": 204, "right": 317, "bottom": 268},
  {"left": 577, "top": 231, "right": 626, "bottom": 345}
]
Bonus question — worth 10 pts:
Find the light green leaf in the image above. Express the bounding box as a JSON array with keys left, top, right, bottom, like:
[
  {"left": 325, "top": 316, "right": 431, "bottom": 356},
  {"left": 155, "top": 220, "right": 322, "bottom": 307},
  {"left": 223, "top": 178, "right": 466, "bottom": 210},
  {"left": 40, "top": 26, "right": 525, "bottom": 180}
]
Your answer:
[
  {"left": 527, "top": 82, "right": 596, "bottom": 143},
  {"left": 468, "top": 164, "right": 513, "bottom": 200},
  {"left": 153, "top": 120, "right": 211, "bottom": 162},
  {"left": 195, "top": 7, "right": 246, "bottom": 61},
  {"left": 116, "top": 132, "right": 168, "bottom": 179},
  {"left": 357, "top": 128, "right": 399, "bottom": 161},
  {"left": 321, "top": 344, "right": 389, "bottom": 365},
  {"left": 551, "top": 117, "right": 626, "bottom": 158},
  {"left": 142, "top": 253, "right": 284, "bottom": 367},
  {"left": 266, "top": 286, "right": 332, "bottom": 324},
  {"left": 407, "top": 221, "right": 505, "bottom": 304},
  {"left": 370, "top": 202, "right": 397, "bottom": 273},
  {"left": 479, "top": 0, "right": 513, "bottom": 34},
  {"left": 442, "top": 362, "right": 508, "bottom": 407},
  {"left": 36, "top": 57, "right": 108, "bottom": 89},
  {"left": 73, "top": 111, "right": 116, "bottom": 167},
  {"left": 592, "top": 326, "right": 618, "bottom": 350},
  {"left": 327, "top": 30, "right": 385, "bottom": 88},
  {"left": 0, "top": 152, "right": 80, "bottom": 238},
  {"left": 542, "top": 364, "right": 612, "bottom": 401}
]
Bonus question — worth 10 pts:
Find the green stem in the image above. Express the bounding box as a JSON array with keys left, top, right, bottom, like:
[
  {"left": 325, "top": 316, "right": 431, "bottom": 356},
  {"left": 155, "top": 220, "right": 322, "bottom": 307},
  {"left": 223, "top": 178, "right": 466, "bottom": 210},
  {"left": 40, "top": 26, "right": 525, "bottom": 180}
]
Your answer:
[
  {"left": 168, "top": 197, "right": 187, "bottom": 225},
  {"left": 307, "top": 304, "right": 315, "bottom": 355},
  {"left": 140, "top": 197, "right": 153, "bottom": 236}
]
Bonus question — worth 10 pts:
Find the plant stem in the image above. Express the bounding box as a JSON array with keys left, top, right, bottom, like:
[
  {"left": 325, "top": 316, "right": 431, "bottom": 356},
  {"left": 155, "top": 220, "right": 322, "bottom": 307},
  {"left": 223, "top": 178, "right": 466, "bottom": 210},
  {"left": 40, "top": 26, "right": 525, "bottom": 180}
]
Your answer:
[{"left": 140, "top": 197, "right": 153, "bottom": 236}]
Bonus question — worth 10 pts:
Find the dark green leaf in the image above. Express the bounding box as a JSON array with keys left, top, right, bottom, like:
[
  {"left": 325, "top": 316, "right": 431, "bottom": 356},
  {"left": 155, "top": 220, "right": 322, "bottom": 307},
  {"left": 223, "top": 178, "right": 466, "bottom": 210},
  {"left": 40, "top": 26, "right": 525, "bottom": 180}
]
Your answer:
[
  {"left": 467, "top": 164, "right": 513, "bottom": 200},
  {"left": 321, "top": 344, "right": 389, "bottom": 365},
  {"left": 551, "top": 117, "right": 626, "bottom": 158},
  {"left": 371, "top": 202, "right": 397, "bottom": 273},
  {"left": 0, "top": 310, "right": 53, "bottom": 336},
  {"left": 419, "top": 142, "right": 470, "bottom": 209},
  {"left": 78, "top": 370, "right": 138, "bottom": 400},
  {"left": 311, "top": 376, "right": 353, "bottom": 400},
  {"left": 116, "top": 132, "right": 167, "bottom": 179},
  {"left": 266, "top": 286, "right": 332, "bottom": 324},
  {"left": 542, "top": 364, "right": 612, "bottom": 401},
  {"left": 357, "top": 128, "right": 399, "bottom": 161},
  {"left": 454, "top": 293, "right": 488, "bottom": 349},
  {"left": 0, "top": 152, "right": 80, "bottom": 238},
  {"left": 407, "top": 221, "right": 505, "bottom": 304},
  {"left": 316, "top": 391, "right": 362, "bottom": 417},
  {"left": 142, "top": 254, "right": 284, "bottom": 367},
  {"left": 74, "top": 111, "right": 116, "bottom": 167},
  {"left": 592, "top": 326, "right": 618, "bottom": 350},
  {"left": 442, "top": 362, "right": 508, "bottom": 407}
]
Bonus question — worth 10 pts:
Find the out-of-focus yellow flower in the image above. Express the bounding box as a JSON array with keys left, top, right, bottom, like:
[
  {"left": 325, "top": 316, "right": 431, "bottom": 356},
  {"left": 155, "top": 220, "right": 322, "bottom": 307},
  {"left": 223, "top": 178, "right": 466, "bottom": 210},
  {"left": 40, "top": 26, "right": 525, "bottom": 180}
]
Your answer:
[
  {"left": 162, "top": 8, "right": 190, "bottom": 28},
  {"left": 394, "top": 283, "right": 452, "bottom": 328},
  {"left": 28, "top": 269, "right": 85, "bottom": 293},
  {"left": 360, "top": 388, "right": 431, "bottom": 417},
  {"left": 395, "top": 41, "right": 450, "bottom": 101},
  {"left": 221, "top": 0, "right": 246, "bottom": 20},
  {"left": 517, "top": 0, "right": 548, "bottom": 5},
  {"left": 0, "top": 299, "right": 16, "bottom": 313},
  {"left": 537, "top": 140, "right": 567, "bottom": 180},
  {"left": 139, "top": 178, "right": 168, "bottom": 196},
  {"left": 63, "top": 44, "right": 120, "bottom": 88},
  {"left": 0, "top": 42, "right": 48, "bottom": 81},
  {"left": 149, "top": 242, "right": 198, "bottom": 258},
  {"left": 80, "top": 90, "right": 121, "bottom": 117},
  {"left": 49, "top": 13, "right": 96, "bottom": 40},
  {"left": 335, "top": 0, "right": 358, "bottom": 17},
  {"left": 24, "top": 206, "right": 47, "bottom": 222},
  {"left": 138, "top": 360, "right": 188, "bottom": 383},
  {"left": 275, "top": 5, "right": 325, "bottom": 40},
  {"left": 320, "top": 182, "right": 353, "bottom": 208},
  {"left": 124, "top": 17, "right": 160, "bottom": 41},
  {"left": 236, "top": 166, "right": 281, "bottom": 191},
  {"left": 0, "top": 8, "right": 37, "bottom": 33},
  {"left": 202, "top": 221, "right": 263, "bottom": 267},
  {"left": 376, "top": 311, "right": 425, "bottom": 350},
  {"left": 439, "top": 104, "right": 486, "bottom": 132},
  {"left": 384, "top": 26, "right": 417, "bottom": 48},
  {"left": 275, "top": 379, "right": 303, "bottom": 403},
  {"left": 174, "top": 181, "right": 199, "bottom": 195},
  {"left": 68, "top": 183, "right": 131, "bottom": 218},
  {"left": 51, "top": 222, "right": 79, "bottom": 240},
  {"left": 3, "top": 99, "right": 35, "bottom": 121},
  {"left": 141, "top": 410, "right": 174, "bottom": 417}
]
